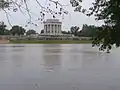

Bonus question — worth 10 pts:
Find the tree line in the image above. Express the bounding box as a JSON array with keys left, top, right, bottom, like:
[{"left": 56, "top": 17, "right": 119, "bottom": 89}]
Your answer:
[
  {"left": 0, "top": 21, "right": 37, "bottom": 36},
  {"left": 62, "top": 25, "right": 99, "bottom": 37},
  {"left": 0, "top": 21, "right": 99, "bottom": 37}
]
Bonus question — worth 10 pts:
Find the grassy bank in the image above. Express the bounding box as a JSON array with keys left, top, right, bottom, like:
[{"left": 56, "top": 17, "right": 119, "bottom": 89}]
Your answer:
[{"left": 10, "top": 40, "right": 92, "bottom": 44}]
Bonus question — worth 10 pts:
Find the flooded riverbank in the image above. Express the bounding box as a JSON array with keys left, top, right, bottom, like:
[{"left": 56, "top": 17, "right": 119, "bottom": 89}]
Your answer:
[{"left": 0, "top": 44, "right": 120, "bottom": 90}]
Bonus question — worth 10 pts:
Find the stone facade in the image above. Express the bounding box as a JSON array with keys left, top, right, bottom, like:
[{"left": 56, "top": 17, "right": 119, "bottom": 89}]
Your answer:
[
  {"left": 43, "top": 19, "right": 62, "bottom": 35},
  {"left": 39, "top": 19, "right": 75, "bottom": 40}
]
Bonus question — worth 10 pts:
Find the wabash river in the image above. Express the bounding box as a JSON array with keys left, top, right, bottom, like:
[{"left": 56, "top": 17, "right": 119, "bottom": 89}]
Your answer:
[{"left": 0, "top": 44, "right": 120, "bottom": 90}]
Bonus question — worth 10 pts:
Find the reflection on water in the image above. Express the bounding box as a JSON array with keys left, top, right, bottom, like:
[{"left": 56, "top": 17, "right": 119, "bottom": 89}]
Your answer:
[
  {"left": 11, "top": 55, "right": 23, "bottom": 68},
  {"left": 42, "top": 44, "right": 61, "bottom": 71},
  {"left": 0, "top": 44, "right": 120, "bottom": 90},
  {"left": 43, "top": 44, "right": 62, "bottom": 54},
  {"left": 43, "top": 55, "right": 61, "bottom": 71},
  {"left": 0, "top": 45, "right": 7, "bottom": 52}
]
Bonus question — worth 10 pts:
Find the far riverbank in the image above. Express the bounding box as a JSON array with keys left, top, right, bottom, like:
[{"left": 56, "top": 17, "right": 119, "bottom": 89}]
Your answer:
[{"left": 9, "top": 40, "right": 92, "bottom": 44}]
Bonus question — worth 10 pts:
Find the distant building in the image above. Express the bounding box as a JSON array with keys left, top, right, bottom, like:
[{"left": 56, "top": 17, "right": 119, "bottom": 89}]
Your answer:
[
  {"left": 39, "top": 19, "right": 73, "bottom": 40},
  {"left": 42, "top": 19, "right": 62, "bottom": 35},
  {"left": 1, "top": 19, "right": 91, "bottom": 41}
]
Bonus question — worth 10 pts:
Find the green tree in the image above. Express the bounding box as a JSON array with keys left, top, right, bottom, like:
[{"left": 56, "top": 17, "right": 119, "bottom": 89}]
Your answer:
[
  {"left": 4, "top": 29, "right": 10, "bottom": 35},
  {"left": 0, "top": 22, "right": 6, "bottom": 35},
  {"left": 80, "top": 24, "right": 98, "bottom": 37},
  {"left": 10, "top": 25, "right": 26, "bottom": 36},
  {"left": 70, "top": 26, "right": 79, "bottom": 36},
  {"left": 62, "top": 31, "right": 69, "bottom": 34},
  {"left": 26, "top": 29, "right": 36, "bottom": 35},
  {"left": 40, "top": 29, "right": 44, "bottom": 34},
  {"left": 0, "top": 21, "right": 10, "bottom": 35},
  {"left": 0, "top": 0, "right": 10, "bottom": 9},
  {"left": 70, "top": 0, "right": 120, "bottom": 51}
]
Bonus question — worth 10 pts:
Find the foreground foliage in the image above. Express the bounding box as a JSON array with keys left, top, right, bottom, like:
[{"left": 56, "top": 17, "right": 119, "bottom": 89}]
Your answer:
[{"left": 70, "top": 0, "right": 120, "bottom": 51}]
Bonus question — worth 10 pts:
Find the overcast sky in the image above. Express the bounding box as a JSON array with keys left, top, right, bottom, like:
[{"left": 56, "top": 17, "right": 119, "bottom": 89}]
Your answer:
[{"left": 0, "top": 0, "right": 103, "bottom": 33}]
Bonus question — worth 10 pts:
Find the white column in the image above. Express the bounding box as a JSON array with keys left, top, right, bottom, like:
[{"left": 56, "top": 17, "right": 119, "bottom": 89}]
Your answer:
[
  {"left": 56, "top": 24, "right": 58, "bottom": 35},
  {"left": 51, "top": 25, "right": 53, "bottom": 35},
  {"left": 55, "top": 25, "right": 57, "bottom": 35},
  {"left": 45, "top": 25, "right": 47, "bottom": 35},
  {"left": 54, "top": 25, "right": 56, "bottom": 35},
  {"left": 53, "top": 24, "right": 55, "bottom": 35},
  {"left": 57, "top": 25, "right": 59, "bottom": 34},
  {"left": 54, "top": 24, "right": 56, "bottom": 35},
  {"left": 58, "top": 25, "right": 60, "bottom": 34},
  {"left": 46, "top": 25, "right": 48, "bottom": 35},
  {"left": 60, "top": 25, "right": 61, "bottom": 34},
  {"left": 47, "top": 25, "right": 48, "bottom": 34},
  {"left": 48, "top": 25, "right": 50, "bottom": 35},
  {"left": 50, "top": 24, "right": 52, "bottom": 35},
  {"left": 49, "top": 24, "right": 51, "bottom": 35},
  {"left": 44, "top": 25, "right": 46, "bottom": 35},
  {"left": 59, "top": 25, "right": 61, "bottom": 34}
]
